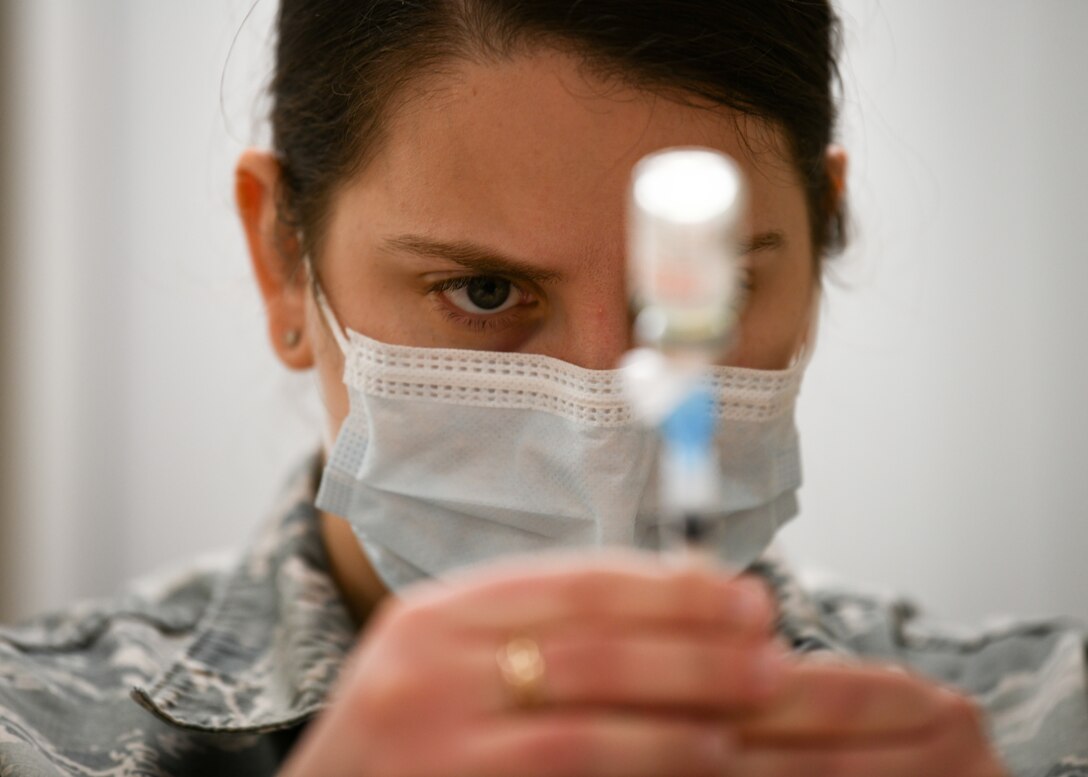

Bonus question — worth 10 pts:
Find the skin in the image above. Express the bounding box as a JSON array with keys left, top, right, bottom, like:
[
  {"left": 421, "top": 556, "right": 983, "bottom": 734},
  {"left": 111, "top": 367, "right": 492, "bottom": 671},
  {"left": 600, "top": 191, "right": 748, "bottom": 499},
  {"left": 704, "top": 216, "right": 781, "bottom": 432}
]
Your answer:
[{"left": 237, "top": 49, "right": 1007, "bottom": 777}]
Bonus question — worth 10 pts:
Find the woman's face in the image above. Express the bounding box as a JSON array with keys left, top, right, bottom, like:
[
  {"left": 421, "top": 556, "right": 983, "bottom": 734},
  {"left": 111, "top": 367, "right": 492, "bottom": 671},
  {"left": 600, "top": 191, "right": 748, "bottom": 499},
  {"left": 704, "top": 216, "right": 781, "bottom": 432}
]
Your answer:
[{"left": 241, "top": 48, "right": 824, "bottom": 442}]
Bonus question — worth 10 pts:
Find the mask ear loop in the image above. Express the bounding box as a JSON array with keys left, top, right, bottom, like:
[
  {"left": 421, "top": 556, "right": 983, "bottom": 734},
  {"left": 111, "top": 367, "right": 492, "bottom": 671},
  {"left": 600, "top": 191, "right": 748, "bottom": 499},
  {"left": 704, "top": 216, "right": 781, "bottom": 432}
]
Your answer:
[
  {"left": 304, "top": 255, "right": 351, "bottom": 355},
  {"left": 303, "top": 254, "right": 352, "bottom": 455}
]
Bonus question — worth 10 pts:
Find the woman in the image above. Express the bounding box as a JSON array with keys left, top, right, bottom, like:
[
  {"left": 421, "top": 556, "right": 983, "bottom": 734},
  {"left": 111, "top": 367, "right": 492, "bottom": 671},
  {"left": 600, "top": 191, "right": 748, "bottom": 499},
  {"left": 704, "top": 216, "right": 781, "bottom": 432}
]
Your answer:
[{"left": 0, "top": 1, "right": 1084, "bottom": 775}]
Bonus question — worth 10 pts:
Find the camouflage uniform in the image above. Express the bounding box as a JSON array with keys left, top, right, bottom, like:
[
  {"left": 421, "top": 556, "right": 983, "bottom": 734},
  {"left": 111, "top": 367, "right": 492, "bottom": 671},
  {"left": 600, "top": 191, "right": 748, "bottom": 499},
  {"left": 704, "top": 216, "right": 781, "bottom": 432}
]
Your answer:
[{"left": 1, "top": 457, "right": 1085, "bottom": 776}]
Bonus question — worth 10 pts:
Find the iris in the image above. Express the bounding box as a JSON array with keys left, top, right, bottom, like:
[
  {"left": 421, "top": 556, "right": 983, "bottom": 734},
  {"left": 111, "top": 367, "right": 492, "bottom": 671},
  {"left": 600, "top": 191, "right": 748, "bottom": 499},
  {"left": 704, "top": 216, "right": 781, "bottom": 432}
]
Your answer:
[{"left": 466, "top": 277, "right": 511, "bottom": 310}]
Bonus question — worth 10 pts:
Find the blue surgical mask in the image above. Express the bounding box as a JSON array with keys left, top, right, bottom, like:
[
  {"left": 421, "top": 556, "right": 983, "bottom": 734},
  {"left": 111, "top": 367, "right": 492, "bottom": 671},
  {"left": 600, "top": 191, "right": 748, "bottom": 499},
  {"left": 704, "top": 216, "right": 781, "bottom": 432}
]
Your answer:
[{"left": 313, "top": 287, "right": 805, "bottom": 590}]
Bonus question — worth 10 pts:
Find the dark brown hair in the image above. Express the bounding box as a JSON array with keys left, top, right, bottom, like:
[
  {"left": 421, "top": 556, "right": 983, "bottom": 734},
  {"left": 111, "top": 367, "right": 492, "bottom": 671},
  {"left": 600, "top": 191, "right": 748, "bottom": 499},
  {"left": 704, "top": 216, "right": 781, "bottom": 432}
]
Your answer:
[{"left": 271, "top": 0, "right": 847, "bottom": 261}]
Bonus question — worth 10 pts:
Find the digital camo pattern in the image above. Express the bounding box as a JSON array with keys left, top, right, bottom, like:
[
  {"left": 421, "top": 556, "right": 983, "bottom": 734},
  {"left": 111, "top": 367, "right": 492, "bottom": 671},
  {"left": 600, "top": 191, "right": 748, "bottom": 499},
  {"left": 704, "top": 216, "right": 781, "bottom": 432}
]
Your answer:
[
  {"left": 751, "top": 553, "right": 1088, "bottom": 777},
  {"left": 1, "top": 455, "right": 1085, "bottom": 776},
  {"left": 0, "top": 458, "right": 356, "bottom": 776}
]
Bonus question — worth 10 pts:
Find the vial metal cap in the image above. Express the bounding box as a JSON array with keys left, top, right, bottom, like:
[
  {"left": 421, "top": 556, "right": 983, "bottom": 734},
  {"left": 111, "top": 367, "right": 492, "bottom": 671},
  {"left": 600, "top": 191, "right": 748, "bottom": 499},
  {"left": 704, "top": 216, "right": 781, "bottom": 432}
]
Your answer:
[{"left": 628, "top": 147, "right": 747, "bottom": 352}]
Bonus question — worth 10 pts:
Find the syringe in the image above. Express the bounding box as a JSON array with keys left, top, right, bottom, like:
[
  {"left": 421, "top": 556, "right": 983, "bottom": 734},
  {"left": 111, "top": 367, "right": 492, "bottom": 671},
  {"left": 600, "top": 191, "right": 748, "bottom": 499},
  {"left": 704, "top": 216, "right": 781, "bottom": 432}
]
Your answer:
[{"left": 620, "top": 147, "right": 748, "bottom": 562}]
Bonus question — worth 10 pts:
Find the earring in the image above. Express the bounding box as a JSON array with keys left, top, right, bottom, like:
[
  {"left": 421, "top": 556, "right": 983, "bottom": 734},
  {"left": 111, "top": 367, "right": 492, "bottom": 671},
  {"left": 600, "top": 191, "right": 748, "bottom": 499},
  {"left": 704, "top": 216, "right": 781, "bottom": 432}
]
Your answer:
[{"left": 283, "top": 329, "right": 301, "bottom": 348}]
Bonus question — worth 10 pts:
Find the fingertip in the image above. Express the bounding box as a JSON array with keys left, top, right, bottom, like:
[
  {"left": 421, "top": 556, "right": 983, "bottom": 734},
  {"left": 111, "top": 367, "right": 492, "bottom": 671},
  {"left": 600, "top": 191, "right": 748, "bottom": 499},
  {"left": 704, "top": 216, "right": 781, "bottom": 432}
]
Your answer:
[{"left": 725, "top": 576, "right": 777, "bottom": 632}]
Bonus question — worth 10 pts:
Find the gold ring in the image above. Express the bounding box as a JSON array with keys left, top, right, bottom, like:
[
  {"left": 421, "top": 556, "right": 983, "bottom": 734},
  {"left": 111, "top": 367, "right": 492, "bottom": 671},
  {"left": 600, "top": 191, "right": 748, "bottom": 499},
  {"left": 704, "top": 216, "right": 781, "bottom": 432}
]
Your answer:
[{"left": 496, "top": 636, "right": 546, "bottom": 708}]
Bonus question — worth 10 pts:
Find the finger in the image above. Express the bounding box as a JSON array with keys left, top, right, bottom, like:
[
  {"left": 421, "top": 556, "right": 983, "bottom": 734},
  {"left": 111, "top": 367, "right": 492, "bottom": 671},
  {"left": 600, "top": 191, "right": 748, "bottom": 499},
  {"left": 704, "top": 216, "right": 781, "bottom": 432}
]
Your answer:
[
  {"left": 461, "top": 714, "right": 736, "bottom": 777},
  {"left": 736, "top": 662, "right": 945, "bottom": 743},
  {"left": 368, "top": 627, "right": 786, "bottom": 718},
  {"left": 733, "top": 744, "right": 933, "bottom": 777},
  {"left": 732, "top": 704, "right": 1006, "bottom": 777},
  {"left": 406, "top": 552, "right": 776, "bottom": 636},
  {"left": 519, "top": 627, "right": 786, "bottom": 712}
]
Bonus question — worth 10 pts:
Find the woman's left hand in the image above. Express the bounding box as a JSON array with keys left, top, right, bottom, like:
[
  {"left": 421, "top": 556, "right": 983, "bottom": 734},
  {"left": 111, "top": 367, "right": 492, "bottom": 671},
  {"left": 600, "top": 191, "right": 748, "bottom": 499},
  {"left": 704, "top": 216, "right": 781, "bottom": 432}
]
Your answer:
[{"left": 728, "top": 661, "right": 1011, "bottom": 776}]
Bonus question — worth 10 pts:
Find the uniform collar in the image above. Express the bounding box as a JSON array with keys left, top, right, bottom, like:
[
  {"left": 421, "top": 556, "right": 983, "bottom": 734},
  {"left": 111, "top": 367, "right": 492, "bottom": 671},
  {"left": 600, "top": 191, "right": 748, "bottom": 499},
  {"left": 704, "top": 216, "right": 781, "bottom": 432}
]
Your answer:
[
  {"left": 751, "top": 545, "right": 859, "bottom": 657},
  {"left": 131, "top": 455, "right": 358, "bottom": 734}
]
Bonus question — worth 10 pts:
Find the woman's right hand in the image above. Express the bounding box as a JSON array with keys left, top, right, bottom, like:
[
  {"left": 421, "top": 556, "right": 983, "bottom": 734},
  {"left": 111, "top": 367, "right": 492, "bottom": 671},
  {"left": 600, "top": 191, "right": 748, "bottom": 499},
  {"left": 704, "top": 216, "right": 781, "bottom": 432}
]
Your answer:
[{"left": 278, "top": 552, "right": 784, "bottom": 777}]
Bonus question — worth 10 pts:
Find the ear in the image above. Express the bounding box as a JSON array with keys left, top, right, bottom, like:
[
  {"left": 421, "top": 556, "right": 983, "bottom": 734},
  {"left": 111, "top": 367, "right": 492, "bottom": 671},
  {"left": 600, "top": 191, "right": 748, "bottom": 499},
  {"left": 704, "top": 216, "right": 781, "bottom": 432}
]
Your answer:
[
  {"left": 236, "top": 148, "right": 314, "bottom": 370},
  {"left": 825, "top": 143, "right": 848, "bottom": 214}
]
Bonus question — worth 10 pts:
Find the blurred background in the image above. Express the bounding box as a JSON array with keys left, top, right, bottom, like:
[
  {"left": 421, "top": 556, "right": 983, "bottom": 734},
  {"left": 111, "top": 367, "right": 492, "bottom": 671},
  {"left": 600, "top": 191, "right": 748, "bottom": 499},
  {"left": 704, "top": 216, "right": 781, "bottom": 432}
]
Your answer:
[{"left": 0, "top": 0, "right": 1085, "bottom": 625}]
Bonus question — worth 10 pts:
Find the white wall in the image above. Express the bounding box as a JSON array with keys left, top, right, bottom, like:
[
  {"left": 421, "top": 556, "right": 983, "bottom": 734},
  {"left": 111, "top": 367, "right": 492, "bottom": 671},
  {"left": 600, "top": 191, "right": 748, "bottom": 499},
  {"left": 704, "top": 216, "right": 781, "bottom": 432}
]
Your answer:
[
  {"left": 782, "top": 0, "right": 1088, "bottom": 624},
  {"left": 2, "top": 0, "right": 1085, "bottom": 625},
  {"left": 3, "top": 0, "right": 317, "bottom": 620}
]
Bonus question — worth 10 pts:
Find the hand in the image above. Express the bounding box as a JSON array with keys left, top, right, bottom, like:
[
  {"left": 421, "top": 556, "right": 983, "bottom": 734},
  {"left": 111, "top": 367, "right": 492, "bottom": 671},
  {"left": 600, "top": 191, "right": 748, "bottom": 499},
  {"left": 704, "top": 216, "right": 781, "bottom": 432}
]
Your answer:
[
  {"left": 278, "top": 552, "right": 783, "bottom": 777},
  {"left": 728, "top": 661, "right": 1011, "bottom": 777}
]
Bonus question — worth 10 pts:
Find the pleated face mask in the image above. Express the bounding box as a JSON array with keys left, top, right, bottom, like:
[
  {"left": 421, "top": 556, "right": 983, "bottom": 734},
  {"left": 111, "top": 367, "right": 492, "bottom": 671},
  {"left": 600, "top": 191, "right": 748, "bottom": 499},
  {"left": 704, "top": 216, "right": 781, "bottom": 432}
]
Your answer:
[{"left": 313, "top": 286, "right": 806, "bottom": 590}]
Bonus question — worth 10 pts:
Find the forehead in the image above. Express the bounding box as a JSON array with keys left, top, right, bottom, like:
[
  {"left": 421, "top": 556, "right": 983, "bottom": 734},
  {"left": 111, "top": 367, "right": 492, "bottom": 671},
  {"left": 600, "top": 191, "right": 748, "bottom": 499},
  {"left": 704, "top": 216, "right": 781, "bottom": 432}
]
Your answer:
[{"left": 330, "top": 49, "right": 806, "bottom": 262}]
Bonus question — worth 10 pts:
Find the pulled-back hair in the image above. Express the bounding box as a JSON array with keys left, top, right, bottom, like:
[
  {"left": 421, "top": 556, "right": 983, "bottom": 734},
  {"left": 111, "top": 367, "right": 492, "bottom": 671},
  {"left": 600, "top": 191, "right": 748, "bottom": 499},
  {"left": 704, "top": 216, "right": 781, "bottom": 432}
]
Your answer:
[{"left": 271, "top": 0, "right": 846, "bottom": 261}]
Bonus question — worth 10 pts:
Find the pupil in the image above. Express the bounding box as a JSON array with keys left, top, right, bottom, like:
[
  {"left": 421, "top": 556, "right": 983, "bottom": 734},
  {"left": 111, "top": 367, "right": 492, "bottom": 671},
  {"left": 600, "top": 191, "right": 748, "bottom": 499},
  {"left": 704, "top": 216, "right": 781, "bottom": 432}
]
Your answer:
[{"left": 466, "top": 277, "right": 511, "bottom": 310}]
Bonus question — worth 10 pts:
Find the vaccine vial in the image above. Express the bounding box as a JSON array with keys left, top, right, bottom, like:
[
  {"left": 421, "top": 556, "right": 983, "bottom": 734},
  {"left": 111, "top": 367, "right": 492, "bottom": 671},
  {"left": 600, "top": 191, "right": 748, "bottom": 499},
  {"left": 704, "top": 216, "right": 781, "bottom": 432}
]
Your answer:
[{"left": 628, "top": 147, "right": 747, "bottom": 356}]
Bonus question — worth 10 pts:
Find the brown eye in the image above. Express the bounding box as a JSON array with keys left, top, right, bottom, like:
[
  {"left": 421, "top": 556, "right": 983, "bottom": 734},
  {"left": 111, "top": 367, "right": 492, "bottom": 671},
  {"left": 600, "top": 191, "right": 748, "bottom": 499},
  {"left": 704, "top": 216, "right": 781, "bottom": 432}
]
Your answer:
[
  {"left": 465, "top": 277, "right": 511, "bottom": 310},
  {"left": 440, "top": 276, "right": 523, "bottom": 315}
]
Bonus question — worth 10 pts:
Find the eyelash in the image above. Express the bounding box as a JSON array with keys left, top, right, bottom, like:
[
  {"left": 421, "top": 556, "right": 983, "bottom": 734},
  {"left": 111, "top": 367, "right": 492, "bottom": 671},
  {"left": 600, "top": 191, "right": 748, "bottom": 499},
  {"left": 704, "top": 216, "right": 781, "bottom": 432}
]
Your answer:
[{"left": 427, "top": 276, "right": 535, "bottom": 332}]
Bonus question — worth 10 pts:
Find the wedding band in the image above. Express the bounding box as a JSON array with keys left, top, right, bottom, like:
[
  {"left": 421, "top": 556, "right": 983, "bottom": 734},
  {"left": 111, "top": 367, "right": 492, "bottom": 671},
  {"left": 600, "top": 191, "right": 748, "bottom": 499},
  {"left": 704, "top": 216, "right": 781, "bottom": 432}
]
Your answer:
[{"left": 496, "top": 636, "right": 546, "bottom": 708}]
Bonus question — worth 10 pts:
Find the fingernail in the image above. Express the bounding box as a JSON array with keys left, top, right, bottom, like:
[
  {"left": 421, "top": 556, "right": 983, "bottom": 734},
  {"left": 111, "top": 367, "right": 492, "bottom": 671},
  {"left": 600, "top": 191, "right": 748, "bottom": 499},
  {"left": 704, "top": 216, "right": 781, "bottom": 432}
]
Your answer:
[
  {"left": 698, "top": 729, "right": 734, "bottom": 765},
  {"left": 730, "top": 578, "right": 771, "bottom": 627},
  {"left": 751, "top": 646, "right": 786, "bottom": 697}
]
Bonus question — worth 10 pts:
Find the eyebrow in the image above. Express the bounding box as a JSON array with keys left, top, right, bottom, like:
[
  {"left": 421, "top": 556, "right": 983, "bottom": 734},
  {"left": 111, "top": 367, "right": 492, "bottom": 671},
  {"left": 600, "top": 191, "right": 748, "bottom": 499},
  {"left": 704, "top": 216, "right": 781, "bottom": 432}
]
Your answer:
[
  {"left": 383, "top": 234, "right": 564, "bottom": 284},
  {"left": 383, "top": 229, "right": 786, "bottom": 281},
  {"left": 739, "top": 231, "right": 787, "bottom": 255}
]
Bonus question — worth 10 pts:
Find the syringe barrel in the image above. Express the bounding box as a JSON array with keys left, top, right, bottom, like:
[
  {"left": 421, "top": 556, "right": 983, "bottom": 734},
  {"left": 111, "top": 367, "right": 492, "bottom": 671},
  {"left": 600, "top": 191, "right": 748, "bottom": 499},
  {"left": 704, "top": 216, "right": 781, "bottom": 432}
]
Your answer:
[{"left": 628, "top": 147, "right": 747, "bottom": 353}]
